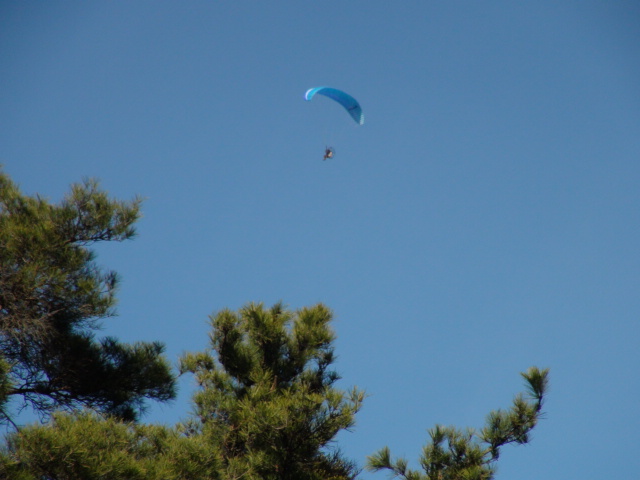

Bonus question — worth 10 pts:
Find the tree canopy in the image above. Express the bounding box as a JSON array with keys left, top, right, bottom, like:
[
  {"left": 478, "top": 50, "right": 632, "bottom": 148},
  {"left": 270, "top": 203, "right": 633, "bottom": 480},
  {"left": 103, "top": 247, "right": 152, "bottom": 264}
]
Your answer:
[
  {"left": 0, "top": 170, "right": 549, "bottom": 479},
  {"left": 0, "top": 170, "right": 176, "bottom": 425},
  {"left": 1, "top": 302, "right": 366, "bottom": 480},
  {"left": 367, "top": 367, "right": 549, "bottom": 480},
  {"left": 179, "top": 302, "right": 365, "bottom": 480},
  {"left": 1, "top": 411, "right": 220, "bottom": 480}
]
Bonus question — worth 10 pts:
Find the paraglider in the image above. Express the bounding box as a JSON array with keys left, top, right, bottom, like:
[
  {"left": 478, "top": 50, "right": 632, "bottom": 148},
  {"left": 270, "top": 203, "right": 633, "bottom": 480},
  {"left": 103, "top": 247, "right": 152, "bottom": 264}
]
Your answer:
[
  {"left": 305, "top": 87, "right": 363, "bottom": 160},
  {"left": 304, "top": 87, "right": 364, "bottom": 126}
]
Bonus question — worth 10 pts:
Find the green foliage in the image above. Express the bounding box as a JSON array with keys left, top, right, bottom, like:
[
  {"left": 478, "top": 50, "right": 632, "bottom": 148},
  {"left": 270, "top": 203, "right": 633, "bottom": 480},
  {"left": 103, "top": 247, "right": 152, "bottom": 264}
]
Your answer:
[
  {"left": 366, "top": 367, "right": 549, "bottom": 480},
  {"left": 0, "top": 169, "right": 176, "bottom": 424},
  {"left": 1, "top": 302, "right": 364, "bottom": 479},
  {"left": 0, "top": 288, "right": 549, "bottom": 479},
  {"left": 0, "top": 169, "right": 550, "bottom": 478},
  {"left": 180, "top": 302, "right": 365, "bottom": 480},
  {"left": 0, "top": 411, "right": 220, "bottom": 480}
]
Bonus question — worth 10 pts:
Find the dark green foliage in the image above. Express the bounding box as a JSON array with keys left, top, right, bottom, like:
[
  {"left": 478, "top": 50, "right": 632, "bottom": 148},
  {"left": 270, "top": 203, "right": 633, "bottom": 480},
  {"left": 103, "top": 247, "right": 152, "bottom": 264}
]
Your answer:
[
  {"left": 179, "top": 302, "right": 365, "bottom": 480},
  {"left": 0, "top": 168, "right": 550, "bottom": 479},
  {"left": 0, "top": 170, "right": 176, "bottom": 424},
  {"left": 0, "top": 287, "right": 549, "bottom": 479},
  {"left": 366, "top": 367, "right": 549, "bottom": 480}
]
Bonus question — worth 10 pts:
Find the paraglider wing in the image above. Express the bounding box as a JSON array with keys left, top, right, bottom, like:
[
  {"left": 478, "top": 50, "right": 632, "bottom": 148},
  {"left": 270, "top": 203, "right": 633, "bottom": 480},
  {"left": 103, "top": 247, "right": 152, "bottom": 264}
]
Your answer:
[{"left": 304, "top": 87, "right": 364, "bottom": 125}]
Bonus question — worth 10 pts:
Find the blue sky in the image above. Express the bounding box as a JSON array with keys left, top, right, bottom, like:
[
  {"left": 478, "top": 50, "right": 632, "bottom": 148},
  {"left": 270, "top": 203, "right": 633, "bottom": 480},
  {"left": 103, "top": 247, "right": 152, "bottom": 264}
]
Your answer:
[{"left": 2, "top": 2, "right": 640, "bottom": 478}]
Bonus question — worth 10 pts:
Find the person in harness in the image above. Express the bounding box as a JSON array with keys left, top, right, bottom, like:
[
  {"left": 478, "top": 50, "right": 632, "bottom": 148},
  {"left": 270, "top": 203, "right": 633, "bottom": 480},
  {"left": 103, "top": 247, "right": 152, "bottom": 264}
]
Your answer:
[{"left": 323, "top": 147, "right": 334, "bottom": 161}]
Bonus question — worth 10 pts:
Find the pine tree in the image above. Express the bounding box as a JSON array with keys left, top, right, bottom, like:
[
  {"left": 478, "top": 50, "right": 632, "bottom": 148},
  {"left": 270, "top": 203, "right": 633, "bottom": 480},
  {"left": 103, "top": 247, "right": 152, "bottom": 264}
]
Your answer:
[
  {"left": 0, "top": 411, "right": 220, "bottom": 480},
  {"left": 0, "top": 293, "right": 549, "bottom": 479},
  {"left": 366, "top": 367, "right": 549, "bottom": 480},
  {"left": 0, "top": 170, "right": 176, "bottom": 425},
  {"left": 179, "top": 302, "right": 365, "bottom": 480}
]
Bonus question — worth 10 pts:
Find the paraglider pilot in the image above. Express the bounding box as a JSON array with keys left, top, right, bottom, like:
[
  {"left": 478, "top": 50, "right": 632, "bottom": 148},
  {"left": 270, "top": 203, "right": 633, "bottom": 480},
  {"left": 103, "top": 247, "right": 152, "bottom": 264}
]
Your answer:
[{"left": 323, "top": 147, "right": 334, "bottom": 160}]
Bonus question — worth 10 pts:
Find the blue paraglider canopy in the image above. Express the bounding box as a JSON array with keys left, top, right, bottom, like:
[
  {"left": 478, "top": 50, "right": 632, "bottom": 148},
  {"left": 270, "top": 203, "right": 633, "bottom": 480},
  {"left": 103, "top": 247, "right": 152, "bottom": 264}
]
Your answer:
[{"left": 304, "top": 87, "right": 364, "bottom": 125}]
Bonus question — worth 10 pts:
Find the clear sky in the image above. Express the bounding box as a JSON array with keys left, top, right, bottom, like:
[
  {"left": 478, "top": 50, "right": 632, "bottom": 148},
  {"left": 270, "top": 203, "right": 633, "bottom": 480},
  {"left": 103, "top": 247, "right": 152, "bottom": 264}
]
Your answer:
[{"left": 2, "top": 2, "right": 640, "bottom": 478}]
